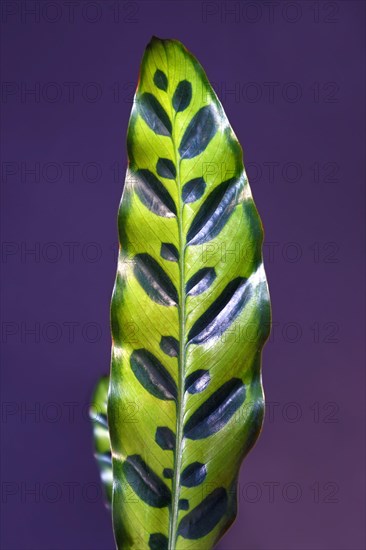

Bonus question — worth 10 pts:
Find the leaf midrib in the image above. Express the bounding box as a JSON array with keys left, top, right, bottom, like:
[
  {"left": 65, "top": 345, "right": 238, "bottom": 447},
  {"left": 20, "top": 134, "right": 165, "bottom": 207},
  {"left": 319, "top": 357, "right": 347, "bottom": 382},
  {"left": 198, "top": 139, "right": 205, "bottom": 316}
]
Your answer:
[{"left": 168, "top": 109, "right": 186, "bottom": 550}]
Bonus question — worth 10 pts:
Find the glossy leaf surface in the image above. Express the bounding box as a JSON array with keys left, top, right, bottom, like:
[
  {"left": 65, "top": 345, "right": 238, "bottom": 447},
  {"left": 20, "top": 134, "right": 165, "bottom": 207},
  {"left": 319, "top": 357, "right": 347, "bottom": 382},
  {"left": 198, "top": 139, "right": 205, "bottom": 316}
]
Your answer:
[{"left": 106, "top": 37, "right": 270, "bottom": 550}]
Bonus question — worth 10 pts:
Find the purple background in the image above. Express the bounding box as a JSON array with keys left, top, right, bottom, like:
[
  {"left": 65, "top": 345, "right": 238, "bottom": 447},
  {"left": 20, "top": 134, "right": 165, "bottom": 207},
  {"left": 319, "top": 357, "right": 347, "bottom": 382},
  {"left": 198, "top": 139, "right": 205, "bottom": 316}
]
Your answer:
[{"left": 1, "top": 1, "right": 365, "bottom": 549}]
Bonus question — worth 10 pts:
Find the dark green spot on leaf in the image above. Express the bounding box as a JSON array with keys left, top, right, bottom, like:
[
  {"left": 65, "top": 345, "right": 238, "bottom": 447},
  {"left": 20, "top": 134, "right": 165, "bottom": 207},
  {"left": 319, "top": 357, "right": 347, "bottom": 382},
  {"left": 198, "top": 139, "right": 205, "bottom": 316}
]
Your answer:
[
  {"left": 139, "top": 92, "right": 172, "bottom": 136},
  {"left": 184, "top": 378, "right": 246, "bottom": 440},
  {"left": 149, "top": 533, "right": 168, "bottom": 550},
  {"left": 179, "top": 105, "right": 217, "bottom": 159},
  {"left": 185, "top": 370, "right": 211, "bottom": 394},
  {"left": 123, "top": 455, "right": 171, "bottom": 508},
  {"left": 130, "top": 349, "right": 177, "bottom": 401},
  {"left": 173, "top": 80, "right": 192, "bottom": 112},
  {"left": 186, "top": 178, "right": 239, "bottom": 245},
  {"left": 182, "top": 177, "right": 206, "bottom": 203},
  {"left": 160, "top": 243, "right": 179, "bottom": 262},
  {"left": 179, "top": 499, "right": 190, "bottom": 510},
  {"left": 135, "top": 169, "right": 177, "bottom": 218},
  {"left": 188, "top": 277, "right": 250, "bottom": 344},
  {"left": 186, "top": 267, "right": 216, "bottom": 296},
  {"left": 156, "top": 427, "right": 175, "bottom": 450},
  {"left": 153, "top": 70, "right": 168, "bottom": 91},
  {"left": 134, "top": 253, "right": 178, "bottom": 307},
  {"left": 156, "top": 158, "right": 176, "bottom": 180},
  {"left": 163, "top": 468, "right": 174, "bottom": 479},
  {"left": 160, "top": 336, "right": 179, "bottom": 358},
  {"left": 178, "top": 488, "right": 228, "bottom": 539},
  {"left": 181, "top": 462, "right": 207, "bottom": 487}
]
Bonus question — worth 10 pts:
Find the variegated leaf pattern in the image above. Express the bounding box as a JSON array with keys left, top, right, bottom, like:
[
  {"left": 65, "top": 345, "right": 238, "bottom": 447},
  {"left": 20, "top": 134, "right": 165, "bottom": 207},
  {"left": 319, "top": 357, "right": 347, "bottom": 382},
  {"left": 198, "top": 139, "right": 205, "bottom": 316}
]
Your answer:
[{"left": 106, "top": 37, "right": 271, "bottom": 550}]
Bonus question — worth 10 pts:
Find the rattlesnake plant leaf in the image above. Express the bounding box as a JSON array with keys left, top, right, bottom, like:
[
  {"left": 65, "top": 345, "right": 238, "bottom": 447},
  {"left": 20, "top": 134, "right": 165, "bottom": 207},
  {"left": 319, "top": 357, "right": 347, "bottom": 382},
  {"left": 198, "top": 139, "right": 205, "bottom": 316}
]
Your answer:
[
  {"left": 90, "top": 376, "right": 112, "bottom": 506},
  {"left": 106, "top": 37, "right": 271, "bottom": 550}
]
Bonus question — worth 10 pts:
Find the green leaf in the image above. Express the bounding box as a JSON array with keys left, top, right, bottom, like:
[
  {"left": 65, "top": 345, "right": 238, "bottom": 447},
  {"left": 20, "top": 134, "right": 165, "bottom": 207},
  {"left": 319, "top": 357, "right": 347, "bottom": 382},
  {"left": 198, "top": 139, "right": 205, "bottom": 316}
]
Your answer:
[
  {"left": 89, "top": 376, "right": 112, "bottom": 507},
  {"left": 106, "top": 37, "right": 271, "bottom": 550}
]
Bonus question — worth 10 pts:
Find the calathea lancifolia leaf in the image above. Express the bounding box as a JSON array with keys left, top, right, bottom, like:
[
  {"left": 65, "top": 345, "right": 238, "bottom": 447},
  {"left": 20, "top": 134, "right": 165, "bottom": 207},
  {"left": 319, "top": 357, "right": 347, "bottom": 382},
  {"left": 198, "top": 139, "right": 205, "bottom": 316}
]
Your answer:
[
  {"left": 101, "top": 37, "right": 271, "bottom": 550},
  {"left": 89, "top": 376, "right": 112, "bottom": 506}
]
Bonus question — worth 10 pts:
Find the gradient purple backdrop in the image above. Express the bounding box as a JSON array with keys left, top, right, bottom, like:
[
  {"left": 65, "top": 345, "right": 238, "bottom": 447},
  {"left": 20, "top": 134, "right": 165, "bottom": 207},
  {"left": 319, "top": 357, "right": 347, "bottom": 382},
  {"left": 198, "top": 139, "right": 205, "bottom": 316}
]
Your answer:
[{"left": 1, "top": 1, "right": 365, "bottom": 549}]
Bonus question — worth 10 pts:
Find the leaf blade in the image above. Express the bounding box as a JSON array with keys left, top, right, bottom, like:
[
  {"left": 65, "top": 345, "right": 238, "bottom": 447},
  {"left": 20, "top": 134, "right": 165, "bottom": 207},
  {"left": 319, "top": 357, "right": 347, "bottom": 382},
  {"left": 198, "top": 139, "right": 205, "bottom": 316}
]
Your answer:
[{"left": 105, "top": 36, "right": 271, "bottom": 550}]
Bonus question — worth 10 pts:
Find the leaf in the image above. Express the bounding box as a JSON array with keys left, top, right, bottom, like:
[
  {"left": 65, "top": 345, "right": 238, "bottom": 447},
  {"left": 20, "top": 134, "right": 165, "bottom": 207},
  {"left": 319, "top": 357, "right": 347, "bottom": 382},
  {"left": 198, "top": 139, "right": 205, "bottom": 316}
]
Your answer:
[
  {"left": 105, "top": 37, "right": 271, "bottom": 550},
  {"left": 89, "top": 376, "right": 112, "bottom": 507}
]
